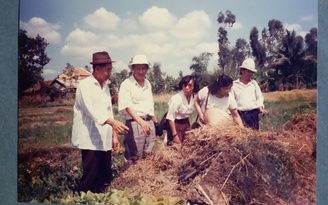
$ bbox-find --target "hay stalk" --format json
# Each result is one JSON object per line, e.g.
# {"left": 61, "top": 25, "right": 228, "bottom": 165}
{"left": 220, "top": 152, "right": 251, "bottom": 191}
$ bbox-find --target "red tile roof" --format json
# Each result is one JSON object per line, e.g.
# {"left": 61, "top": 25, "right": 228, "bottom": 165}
{"left": 74, "top": 68, "right": 91, "bottom": 76}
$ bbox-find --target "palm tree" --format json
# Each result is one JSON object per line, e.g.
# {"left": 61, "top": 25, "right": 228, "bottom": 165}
{"left": 274, "top": 30, "right": 306, "bottom": 89}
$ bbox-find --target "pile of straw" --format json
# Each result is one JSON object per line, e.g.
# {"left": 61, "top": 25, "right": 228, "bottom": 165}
{"left": 112, "top": 113, "right": 316, "bottom": 205}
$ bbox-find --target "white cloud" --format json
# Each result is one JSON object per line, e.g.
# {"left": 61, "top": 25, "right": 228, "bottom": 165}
{"left": 20, "top": 17, "right": 61, "bottom": 44}
{"left": 231, "top": 21, "right": 243, "bottom": 30}
{"left": 61, "top": 29, "right": 106, "bottom": 60}
{"left": 300, "top": 15, "right": 314, "bottom": 22}
{"left": 170, "top": 10, "right": 212, "bottom": 42}
{"left": 284, "top": 23, "right": 303, "bottom": 33}
{"left": 139, "top": 6, "right": 177, "bottom": 31}
{"left": 84, "top": 7, "right": 121, "bottom": 30}
{"left": 42, "top": 68, "right": 58, "bottom": 80}
{"left": 59, "top": 7, "right": 218, "bottom": 78}
{"left": 65, "top": 28, "right": 98, "bottom": 45}
{"left": 121, "top": 18, "right": 138, "bottom": 30}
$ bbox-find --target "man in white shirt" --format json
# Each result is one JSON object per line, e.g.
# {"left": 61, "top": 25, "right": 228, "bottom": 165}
{"left": 231, "top": 58, "right": 269, "bottom": 130}
{"left": 72, "top": 51, "right": 129, "bottom": 193}
{"left": 118, "top": 54, "right": 157, "bottom": 165}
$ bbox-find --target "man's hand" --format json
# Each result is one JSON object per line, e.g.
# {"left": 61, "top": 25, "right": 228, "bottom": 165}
{"left": 106, "top": 119, "right": 129, "bottom": 135}
{"left": 259, "top": 107, "right": 269, "bottom": 115}
{"left": 138, "top": 120, "right": 152, "bottom": 135}
{"left": 112, "top": 133, "right": 120, "bottom": 152}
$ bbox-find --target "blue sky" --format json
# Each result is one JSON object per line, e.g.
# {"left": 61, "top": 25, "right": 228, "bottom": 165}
{"left": 19, "top": 0, "right": 318, "bottom": 80}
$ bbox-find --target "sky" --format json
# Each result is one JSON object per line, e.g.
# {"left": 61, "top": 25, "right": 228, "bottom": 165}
{"left": 19, "top": 0, "right": 318, "bottom": 80}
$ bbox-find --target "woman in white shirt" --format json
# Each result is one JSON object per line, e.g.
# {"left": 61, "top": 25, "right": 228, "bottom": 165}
{"left": 165, "top": 75, "right": 199, "bottom": 145}
{"left": 195, "top": 74, "right": 244, "bottom": 128}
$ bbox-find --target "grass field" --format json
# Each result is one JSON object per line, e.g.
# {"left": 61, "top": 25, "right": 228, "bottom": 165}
{"left": 18, "top": 89, "right": 317, "bottom": 149}
{"left": 17, "top": 89, "right": 317, "bottom": 203}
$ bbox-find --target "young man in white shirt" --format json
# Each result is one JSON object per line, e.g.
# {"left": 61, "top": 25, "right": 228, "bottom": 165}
{"left": 231, "top": 58, "right": 269, "bottom": 130}
{"left": 118, "top": 54, "right": 157, "bottom": 165}
{"left": 72, "top": 51, "right": 129, "bottom": 193}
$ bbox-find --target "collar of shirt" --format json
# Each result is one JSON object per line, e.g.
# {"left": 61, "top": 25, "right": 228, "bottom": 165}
{"left": 234, "top": 78, "right": 255, "bottom": 87}
{"left": 129, "top": 75, "right": 150, "bottom": 89}
{"left": 89, "top": 74, "right": 107, "bottom": 89}
{"left": 179, "top": 91, "right": 194, "bottom": 107}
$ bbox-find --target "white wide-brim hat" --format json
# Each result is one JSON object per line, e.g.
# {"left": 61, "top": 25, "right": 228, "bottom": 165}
{"left": 128, "top": 54, "right": 150, "bottom": 69}
{"left": 239, "top": 58, "right": 257, "bottom": 73}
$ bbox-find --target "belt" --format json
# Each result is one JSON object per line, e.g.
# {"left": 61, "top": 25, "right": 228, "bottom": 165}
{"left": 126, "top": 115, "right": 152, "bottom": 122}
{"left": 175, "top": 118, "right": 189, "bottom": 124}
{"left": 238, "top": 109, "right": 258, "bottom": 115}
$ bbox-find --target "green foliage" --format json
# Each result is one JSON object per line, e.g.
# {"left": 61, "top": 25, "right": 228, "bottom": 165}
{"left": 19, "top": 29, "right": 50, "bottom": 98}
{"left": 18, "top": 158, "right": 186, "bottom": 204}
{"left": 148, "top": 62, "right": 166, "bottom": 94}
{"left": 58, "top": 189, "right": 186, "bottom": 205}
{"left": 18, "top": 159, "right": 81, "bottom": 203}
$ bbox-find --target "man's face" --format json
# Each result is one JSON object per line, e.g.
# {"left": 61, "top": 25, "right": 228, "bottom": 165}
{"left": 132, "top": 64, "right": 148, "bottom": 80}
{"left": 97, "top": 63, "right": 113, "bottom": 82}
{"left": 241, "top": 68, "right": 254, "bottom": 79}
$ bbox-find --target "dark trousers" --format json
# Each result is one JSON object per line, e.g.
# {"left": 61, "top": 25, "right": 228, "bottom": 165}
{"left": 167, "top": 118, "right": 190, "bottom": 142}
{"left": 238, "top": 109, "right": 260, "bottom": 130}
{"left": 78, "top": 150, "right": 112, "bottom": 193}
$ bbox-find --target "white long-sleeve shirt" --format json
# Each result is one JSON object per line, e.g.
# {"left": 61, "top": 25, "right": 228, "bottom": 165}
{"left": 71, "top": 75, "right": 113, "bottom": 151}
{"left": 232, "top": 79, "right": 264, "bottom": 111}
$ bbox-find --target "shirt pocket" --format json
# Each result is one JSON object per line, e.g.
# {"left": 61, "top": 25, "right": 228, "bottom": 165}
{"left": 131, "top": 89, "right": 146, "bottom": 103}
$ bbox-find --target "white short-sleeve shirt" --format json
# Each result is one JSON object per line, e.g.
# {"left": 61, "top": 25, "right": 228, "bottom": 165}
{"left": 166, "top": 91, "right": 194, "bottom": 121}
{"left": 198, "top": 86, "right": 237, "bottom": 114}
{"left": 118, "top": 75, "right": 155, "bottom": 120}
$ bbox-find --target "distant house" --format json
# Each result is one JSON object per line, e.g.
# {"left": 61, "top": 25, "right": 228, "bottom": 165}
{"left": 22, "top": 80, "right": 53, "bottom": 95}
{"left": 51, "top": 68, "right": 91, "bottom": 91}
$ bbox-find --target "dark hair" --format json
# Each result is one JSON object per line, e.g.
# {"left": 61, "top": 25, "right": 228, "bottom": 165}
{"left": 208, "top": 74, "right": 233, "bottom": 95}
{"left": 177, "top": 75, "right": 199, "bottom": 92}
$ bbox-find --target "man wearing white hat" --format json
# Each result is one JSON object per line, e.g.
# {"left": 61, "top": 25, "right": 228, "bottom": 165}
{"left": 231, "top": 58, "right": 268, "bottom": 130}
{"left": 118, "top": 54, "right": 157, "bottom": 165}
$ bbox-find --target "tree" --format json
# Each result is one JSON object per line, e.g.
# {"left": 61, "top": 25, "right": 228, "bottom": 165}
{"left": 19, "top": 29, "right": 50, "bottom": 97}
{"left": 217, "top": 10, "right": 236, "bottom": 73}
{"left": 148, "top": 62, "right": 165, "bottom": 94}
{"left": 262, "top": 19, "right": 285, "bottom": 65}
{"left": 189, "top": 52, "right": 213, "bottom": 89}
{"left": 61, "top": 63, "right": 79, "bottom": 98}
{"left": 229, "top": 38, "right": 250, "bottom": 78}
{"left": 109, "top": 69, "right": 130, "bottom": 94}
{"left": 305, "top": 27, "right": 317, "bottom": 57}
{"left": 249, "top": 27, "right": 266, "bottom": 66}
{"left": 274, "top": 30, "right": 307, "bottom": 89}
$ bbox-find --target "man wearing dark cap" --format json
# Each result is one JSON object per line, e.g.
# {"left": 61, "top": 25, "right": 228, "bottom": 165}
{"left": 72, "top": 51, "right": 129, "bottom": 193}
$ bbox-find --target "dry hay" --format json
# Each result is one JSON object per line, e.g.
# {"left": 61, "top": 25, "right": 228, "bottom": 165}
{"left": 112, "top": 114, "right": 316, "bottom": 205}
